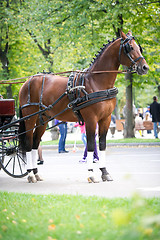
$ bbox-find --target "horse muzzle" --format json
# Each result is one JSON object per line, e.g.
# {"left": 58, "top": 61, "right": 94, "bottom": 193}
{"left": 137, "top": 63, "right": 149, "bottom": 75}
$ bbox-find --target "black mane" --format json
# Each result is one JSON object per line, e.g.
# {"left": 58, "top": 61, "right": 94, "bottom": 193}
{"left": 89, "top": 37, "right": 120, "bottom": 69}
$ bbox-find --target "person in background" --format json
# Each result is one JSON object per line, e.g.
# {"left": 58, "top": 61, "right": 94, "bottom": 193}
{"left": 37, "top": 145, "right": 44, "bottom": 165}
{"left": 109, "top": 114, "right": 116, "bottom": 138}
{"left": 150, "top": 96, "right": 160, "bottom": 139}
{"left": 135, "top": 113, "right": 144, "bottom": 137}
{"left": 138, "top": 108, "right": 143, "bottom": 119}
{"left": 0, "top": 94, "right": 3, "bottom": 99}
{"left": 145, "top": 106, "right": 151, "bottom": 117}
{"left": 74, "top": 122, "right": 86, "bottom": 147}
{"left": 144, "top": 112, "right": 152, "bottom": 134}
{"left": 55, "top": 119, "right": 69, "bottom": 153}
{"left": 79, "top": 124, "right": 99, "bottom": 163}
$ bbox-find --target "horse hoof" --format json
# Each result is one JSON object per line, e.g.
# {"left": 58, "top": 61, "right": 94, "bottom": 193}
{"left": 101, "top": 174, "right": 113, "bottom": 182}
{"left": 27, "top": 175, "right": 37, "bottom": 183}
{"left": 35, "top": 174, "right": 43, "bottom": 181}
{"left": 87, "top": 177, "right": 99, "bottom": 183}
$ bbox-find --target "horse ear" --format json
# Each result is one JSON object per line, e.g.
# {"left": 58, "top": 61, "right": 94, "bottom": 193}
{"left": 120, "top": 31, "right": 126, "bottom": 40}
{"left": 127, "top": 30, "right": 132, "bottom": 36}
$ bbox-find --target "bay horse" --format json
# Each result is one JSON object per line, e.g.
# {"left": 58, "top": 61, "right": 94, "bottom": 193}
{"left": 19, "top": 31, "right": 149, "bottom": 183}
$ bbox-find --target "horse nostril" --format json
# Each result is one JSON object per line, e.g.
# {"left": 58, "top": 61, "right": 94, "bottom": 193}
{"left": 143, "top": 64, "right": 149, "bottom": 71}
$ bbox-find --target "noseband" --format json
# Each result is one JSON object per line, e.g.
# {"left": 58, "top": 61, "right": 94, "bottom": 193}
{"left": 119, "top": 35, "right": 144, "bottom": 72}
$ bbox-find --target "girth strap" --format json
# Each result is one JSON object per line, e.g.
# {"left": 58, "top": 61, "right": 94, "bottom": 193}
{"left": 68, "top": 87, "right": 118, "bottom": 111}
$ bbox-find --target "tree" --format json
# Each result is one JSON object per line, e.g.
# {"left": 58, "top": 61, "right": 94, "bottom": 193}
{"left": 0, "top": 0, "right": 159, "bottom": 135}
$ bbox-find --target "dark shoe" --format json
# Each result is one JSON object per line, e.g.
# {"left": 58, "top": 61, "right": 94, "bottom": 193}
{"left": 37, "top": 159, "right": 44, "bottom": 165}
{"left": 59, "top": 150, "right": 69, "bottom": 153}
{"left": 93, "top": 158, "right": 99, "bottom": 163}
{"left": 64, "top": 150, "right": 69, "bottom": 153}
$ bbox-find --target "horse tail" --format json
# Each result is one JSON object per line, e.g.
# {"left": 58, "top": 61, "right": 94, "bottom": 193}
{"left": 18, "top": 107, "right": 26, "bottom": 153}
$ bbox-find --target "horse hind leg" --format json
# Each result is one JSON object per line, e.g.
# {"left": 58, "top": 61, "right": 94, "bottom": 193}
{"left": 22, "top": 117, "right": 43, "bottom": 183}
{"left": 99, "top": 151, "right": 113, "bottom": 182}
{"left": 99, "top": 121, "right": 113, "bottom": 182}
{"left": 29, "top": 122, "right": 48, "bottom": 182}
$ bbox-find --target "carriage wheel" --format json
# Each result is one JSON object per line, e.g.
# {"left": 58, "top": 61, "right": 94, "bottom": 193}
{"left": 0, "top": 127, "right": 28, "bottom": 178}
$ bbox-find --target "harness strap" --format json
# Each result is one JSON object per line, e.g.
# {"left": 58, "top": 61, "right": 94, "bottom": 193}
{"left": 67, "top": 72, "right": 86, "bottom": 125}
{"left": 21, "top": 75, "right": 47, "bottom": 110}
{"left": 20, "top": 74, "right": 68, "bottom": 126}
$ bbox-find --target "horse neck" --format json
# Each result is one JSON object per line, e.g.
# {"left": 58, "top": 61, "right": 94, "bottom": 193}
{"left": 87, "top": 38, "right": 121, "bottom": 90}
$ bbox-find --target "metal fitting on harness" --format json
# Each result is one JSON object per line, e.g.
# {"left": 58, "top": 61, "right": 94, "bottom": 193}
{"left": 67, "top": 102, "right": 73, "bottom": 109}
{"left": 68, "top": 85, "right": 85, "bottom": 93}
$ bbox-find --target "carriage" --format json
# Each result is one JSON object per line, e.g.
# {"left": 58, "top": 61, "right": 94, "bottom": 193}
{"left": 0, "top": 31, "right": 149, "bottom": 183}
{"left": 0, "top": 99, "right": 27, "bottom": 178}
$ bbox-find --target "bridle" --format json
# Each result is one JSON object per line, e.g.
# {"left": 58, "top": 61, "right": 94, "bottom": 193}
{"left": 119, "top": 35, "right": 144, "bottom": 72}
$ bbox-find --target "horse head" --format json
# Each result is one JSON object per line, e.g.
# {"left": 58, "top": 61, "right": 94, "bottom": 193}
{"left": 119, "top": 31, "right": 149, "bottom": 75}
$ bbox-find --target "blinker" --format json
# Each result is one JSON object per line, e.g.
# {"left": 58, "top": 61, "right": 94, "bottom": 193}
{"left": 124, "top": 42, "right": 133, "bottom": 54}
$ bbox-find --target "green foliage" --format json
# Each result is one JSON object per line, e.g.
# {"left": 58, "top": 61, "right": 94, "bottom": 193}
{"left": 0, "top": 0, "right": 159, "bottom": 106}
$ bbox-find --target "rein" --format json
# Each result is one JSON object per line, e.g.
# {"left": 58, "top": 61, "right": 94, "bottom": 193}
{"left": 0, "top": 69, "right": 135, "bottom": 85}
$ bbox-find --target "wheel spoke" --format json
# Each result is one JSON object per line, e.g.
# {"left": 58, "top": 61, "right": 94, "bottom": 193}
{"left": 17, "top": 154, "right": 23, "bottom": 175}
{"left": 12, "top": 157, "right": 15, "bottom": 175}
{"left": 4, "top": 157, "right": 12, "bottom": 168}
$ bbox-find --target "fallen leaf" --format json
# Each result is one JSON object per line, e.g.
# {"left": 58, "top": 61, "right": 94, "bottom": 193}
{"left": 22, "top": 219, "right": 27, "bottom": 223}
{"left": 80, "top": 223, "right": 84, "bottom": 228}
{"left": 48, "top": 219, "right": 53, "bottom": 223}
{"left": 48, "top": 224, "right": 56, "bottom": 230}
{"left": 48, "top": 236, "right": 57, "bottom": 240}
{"left": 2, "top": 209, "right": 7, "bottom": 212}
{"left": 75, "top": 215, "right": 80, "bottom": 221}
{"left": 100, "top": 212, "right": 106, "bottom": 219}
{"left": 12, "top": 220, "right": 17, "bottom": 224}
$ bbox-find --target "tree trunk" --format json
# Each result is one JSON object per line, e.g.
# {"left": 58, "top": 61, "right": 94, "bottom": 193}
{"left": 123, "top": 72, "right": 135, "bottom": 138}
{"left": 114, "top": 97, "right": 120, "bottom": 120}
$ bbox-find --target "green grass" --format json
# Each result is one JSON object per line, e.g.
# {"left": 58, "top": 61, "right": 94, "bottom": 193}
{"left": 41, "top": 138, "right": 160, "bottom": 146}
{"left": 0, "top": 192, "right": 160, "bottom": 240}
{"left": 106, "top": 138, "right": 160, "bottom": 144}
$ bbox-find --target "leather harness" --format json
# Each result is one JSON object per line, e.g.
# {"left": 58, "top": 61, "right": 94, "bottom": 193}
{"left": 20, "top": 72, "right": 118, "bottom": 125}
{"left": 66, "top": 72, "right": 118, "bottom": 124}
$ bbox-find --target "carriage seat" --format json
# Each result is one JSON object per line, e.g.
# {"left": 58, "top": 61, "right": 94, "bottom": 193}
{"left": 0, "top": 99, "right": 15, "bottom": 127}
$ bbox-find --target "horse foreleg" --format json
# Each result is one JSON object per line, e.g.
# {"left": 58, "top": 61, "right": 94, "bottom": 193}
{"left": 25, "top": 120, "right": 46, "bottom": 183}
{"left": 99, "top": 120, "right": 113, "bottom": 182}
